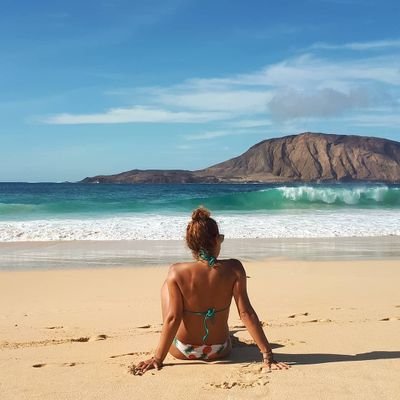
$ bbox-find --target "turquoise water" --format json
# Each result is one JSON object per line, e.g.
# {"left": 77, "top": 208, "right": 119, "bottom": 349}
{"left": 0, "top": 183, "right": 399, "bottom": 219}
{"left": 0, "top": 183, "right": 399, "bottom": 241}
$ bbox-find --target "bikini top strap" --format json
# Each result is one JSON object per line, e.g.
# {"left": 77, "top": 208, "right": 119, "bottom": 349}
{"left": 184, "top": 304, "right": 231, "bottom": 343}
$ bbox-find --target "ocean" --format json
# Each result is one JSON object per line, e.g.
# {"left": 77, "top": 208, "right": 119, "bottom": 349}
{"left": 0, "top": 182, "right": 400, "bottom": 241}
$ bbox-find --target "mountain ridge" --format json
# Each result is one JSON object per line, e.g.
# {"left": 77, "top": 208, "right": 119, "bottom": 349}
{"left": 80, "top": 132, "right": 400, "bottom": 184}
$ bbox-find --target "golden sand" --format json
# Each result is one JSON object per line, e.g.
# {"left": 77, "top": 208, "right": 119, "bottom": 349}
{"left": 1, "top": 258, "right": 400, "bottom": 399}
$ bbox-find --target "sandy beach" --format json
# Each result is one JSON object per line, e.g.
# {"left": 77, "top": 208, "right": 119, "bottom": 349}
{"left": 1, "top": 244, "right": 400, "bottom": 400}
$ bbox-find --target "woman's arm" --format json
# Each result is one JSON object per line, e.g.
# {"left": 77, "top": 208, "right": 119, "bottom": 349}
{"left": 232, "top": 260, "right": 289, "bottom": 370}
{"left": 133, "top": 266, "right": 183, "bottom": 375}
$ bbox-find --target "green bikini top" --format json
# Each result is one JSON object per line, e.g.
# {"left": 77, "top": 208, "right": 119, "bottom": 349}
{"left": 186, "top": 249, "right": 229, "bottom": 343}
{"left": 184, "top": 305, "right": 231, "bottom": 343}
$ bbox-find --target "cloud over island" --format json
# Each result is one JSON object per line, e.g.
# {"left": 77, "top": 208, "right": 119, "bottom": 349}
{"left": 41, "top": 40, "right": 400, "bottom": 137}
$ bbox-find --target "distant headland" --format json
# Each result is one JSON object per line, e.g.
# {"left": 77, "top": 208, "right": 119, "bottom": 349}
{"left": 80, "top": 132, "right": 400, "bottom": 184}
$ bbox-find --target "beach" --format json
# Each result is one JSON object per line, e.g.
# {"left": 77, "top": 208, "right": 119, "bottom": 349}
{"left": 1, "top": 183, "right": 400, "bottom": 399}
{"left": 1, "top": 239, "right": 400, "bottom": 400}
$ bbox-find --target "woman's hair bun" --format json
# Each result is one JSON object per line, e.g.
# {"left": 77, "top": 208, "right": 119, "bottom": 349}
{"left": 191, "top": 206, "right": 211, "bottom": 221}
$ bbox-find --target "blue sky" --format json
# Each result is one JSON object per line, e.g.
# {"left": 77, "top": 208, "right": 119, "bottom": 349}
{"left": 1, "top": 0, "right": 400, "bottom": 182}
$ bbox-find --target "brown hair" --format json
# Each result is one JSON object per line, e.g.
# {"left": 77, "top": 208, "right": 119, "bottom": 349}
{"left": 186, "top": 207, "right": 220, "bottom": 257}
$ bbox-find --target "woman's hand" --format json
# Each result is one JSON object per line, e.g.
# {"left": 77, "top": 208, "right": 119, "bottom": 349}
{"left": 264, "top": 358, "right": 290, "bottom": 371}
{"left": 131, "top": 356, "right": 163, "bottom": 376}
{"left": 262, "top": 351, "right": 290, "bottom": 371}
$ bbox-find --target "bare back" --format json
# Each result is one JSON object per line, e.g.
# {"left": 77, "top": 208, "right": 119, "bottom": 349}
{"left": 172, "top": 258, "right": 241, "bottom": 345}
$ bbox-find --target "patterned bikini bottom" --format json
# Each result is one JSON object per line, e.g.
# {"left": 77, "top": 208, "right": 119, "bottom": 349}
{"left": 173, "top": 336, "right": 230, "bottom": 360}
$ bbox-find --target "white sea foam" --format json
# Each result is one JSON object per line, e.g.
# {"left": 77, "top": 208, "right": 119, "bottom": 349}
{"left": 277, "top": 185, "right": 393, "bottom": 205}
{"left": 0, "top": 210, "right": 399, "bottom": 241}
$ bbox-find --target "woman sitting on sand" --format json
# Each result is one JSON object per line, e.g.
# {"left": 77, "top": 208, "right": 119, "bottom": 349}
{"left": 134, "top": 207, "right": 289, "bottom": 375}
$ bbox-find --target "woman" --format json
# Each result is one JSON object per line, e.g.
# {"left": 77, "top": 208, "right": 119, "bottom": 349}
{"left": 134, "top": 207, "right": 289, "bottom": 375}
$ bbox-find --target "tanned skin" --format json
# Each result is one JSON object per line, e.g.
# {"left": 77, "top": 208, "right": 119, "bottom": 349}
{"left": 134, "top": 236, "right": 289, "bottom": 374}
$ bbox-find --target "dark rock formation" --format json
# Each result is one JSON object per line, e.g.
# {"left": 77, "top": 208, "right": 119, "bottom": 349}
{"left": 80, "top": 169, "right": 219, "bottom": 184}
{"left": 81, "top": 132, "right": 400, "bottom": 183}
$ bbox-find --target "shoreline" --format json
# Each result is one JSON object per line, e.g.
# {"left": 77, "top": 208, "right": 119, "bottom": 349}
{"left": 1, "top": 236, "right": 400, "bottom": 271}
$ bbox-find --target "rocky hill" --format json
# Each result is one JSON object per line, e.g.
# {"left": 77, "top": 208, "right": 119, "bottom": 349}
{"left": 81, "top": 132, "right": 400, "bottom": 183}
{"left": 81, "top": 169, "right": 218, "bottom": 184}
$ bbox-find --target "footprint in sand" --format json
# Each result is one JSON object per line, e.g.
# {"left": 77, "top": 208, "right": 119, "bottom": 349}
{"left": 135, "top": 324, "right": 164, "bottom": 334}
{"left": 303, "top": 318, "right": 332, "bottom": 323}
{"left": 33, "top": 362, "right": 81, "bottom": 368}
{"left": 288, "top": 312, "right": 309, "bottom": 318}
{"left": 70, "top": 334, "right": 107, "bottom": 343}
{"left": 71, "top": 337, "right": 90, "bottom": 343}
{"left": 89, "top": 334, "right": 108, "bottom": 342}
{"left": 32, "top": 363, "right": 46, "bottom": 368}
{"left": 276, "top": 338, "right": 304, "bottom": 346}
{"left": 61, "top": 362, "right": 82, "bottom": 367}
{"left": 207, "top": 363, "right": 269, "bottom": 390}
{"left": 110, "top": 351, "right": 151, "bottom": 359}
{"left": 3, "top": 339, "right": 68, "bottom": 349}
{"left": 4, "top": 335, "right": 108, "bottom": 350}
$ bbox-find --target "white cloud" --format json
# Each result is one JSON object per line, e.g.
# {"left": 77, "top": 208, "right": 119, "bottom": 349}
{"left": 242, "top": 54, "right": 400, "bottom": 88}
{"left": 228, "top": 119, "right": 272, "bottom": 128}
{"left": 43, "top": 106, "right": 229, "bottom": 124}
{"left": 269, "top": 87, "right": 371, "bottom": 120}
{"left": 311, "top": 39, "right": 400, "bottom": 51}
{"left": 185, "top": 130, "right": 234, "bottom": 141}
{"left": 154, "top": 89, "right": 272, "bottom": 113}
{"left": 184, "top": 128, "right": 263, "bottom": 141}
{"left": 145, "top": 52, "right": 399, "bottom": 119}
{"left": 345, "top": 113, "right": 400, "bottom": 128}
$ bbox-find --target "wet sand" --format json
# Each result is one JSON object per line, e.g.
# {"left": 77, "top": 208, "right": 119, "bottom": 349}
{"left": 1, "top": 236, "right": 400, "bottom": 270}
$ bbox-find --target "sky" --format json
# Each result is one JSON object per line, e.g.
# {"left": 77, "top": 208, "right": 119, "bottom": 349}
{"left": 1, "top": 0, "right": 400, "bottom": 182}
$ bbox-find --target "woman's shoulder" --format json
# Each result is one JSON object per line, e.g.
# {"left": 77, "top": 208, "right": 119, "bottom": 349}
{"left": 219, "top": 258, "right": 243, "bottom": 267}
{"left": 167, "top": 261, "right": 197, "bottom": 275}
{"left": 219, "top": 258, "right": 245, "bottom": 274}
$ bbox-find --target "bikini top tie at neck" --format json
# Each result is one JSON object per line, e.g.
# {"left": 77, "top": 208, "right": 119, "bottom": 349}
{"left": 199, "top": 249, "right": 216, "bottom": 267}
